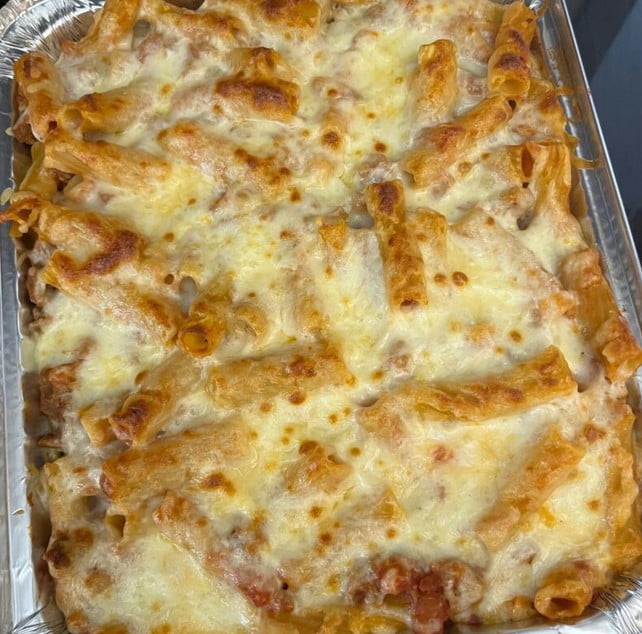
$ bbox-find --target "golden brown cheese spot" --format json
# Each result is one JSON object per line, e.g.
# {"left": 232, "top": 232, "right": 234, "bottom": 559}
{"left": 84, "top": 568, "right": 113, "bottom": 594}
{"left": 319, "top": 531, "right": 333, "bottom": 545}
{"left": 587, "top": 499, "right": 601, "bottom": 512}
{"left": 216, "top": 76, "right": 300, "bottom": 121}
{"left": 96, "top": 624, "right": 129, "bottom": 634}
{"left": 458, "top": 161, "right": 473, "bottom": 175}
{"left": 433, "top": 272, "right": 448, "bottom": 285}
{"left": 66, "top": 611, "right": 88, "bottom": 632}
{"left": 288, "top": 390, "right": 307, "bottom": 404}
{"left": 287, "top": 355, "right": 317, "bottom": 377}
{"left": 309, "top": 505, "right": 323, "bottom": 518}
{"left": 509, "top": 329, "right": 523, "bottom": 343}
{"left": 322, "top": 130, "right": 341, "bottom": 150}
{"left": 375, "top": 181, "right": 401, "bottom": 217}
{"left": 259, "top": 401, "right": 272, "bottom": 413}
{"left": 538, "top": 506, "right": 556, "bottom": 527}
{"left": 53, "top": 220, "right": 142, "bottom": 281}
{"left": 105, "top": 514, "right": 126, "bottom": 539}
{"left": 45, "top": 534, "right": 71, "bottom": 569}
{"left": 582, "top": 424, "right": 606, "bottom": 443}
{"left": 259, "top": 0, "right": 321, "bottom": 32}
{"left": 326, "top": 574, "right": 341, "bottom": 593}
{"left": 232, "top": 148, "right": 292, "bottom": 189}
{"left": 317, "top": 213, "right": 349, "bottom": 251}
{"left": 110, "top": 394, "right": 162, "bottom": 441}
{"left": 285, "top": 441, "right": 351, "bottom": 494}
{"left": 289, "top": 188, "right": 301, "bottom": 202}
{"left": 151, "top": 625, "right": 172, "bottom": 634}
{"left": 299, "top": 440, "right": 318, "bottom": 454}
{"left": 469, "top": 323, "right": 495, "bottom": 345}
{"left": 201, "top": 471, "right": 236, "bottom": 495}
{"left": 72, "top": 527, "right": 95, "bottom": 547}
{"left": 497, "top": 52, "right": 527, "bottom": 74}
{"left": 431, "top": 445, "right": 454, "bottom": 463}
{"left": 452, "top": 271, "right": 469, "bottom": 286}
{"left": 179, "top": 325, "right": 211, "bottom": 356}
{"left": 374, "top": 141, "right": 388, "bottom": 153}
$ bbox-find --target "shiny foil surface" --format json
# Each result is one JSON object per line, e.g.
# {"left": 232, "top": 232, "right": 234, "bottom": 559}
{"left": 1, "top": 0, "right": 641, "bottom": 632}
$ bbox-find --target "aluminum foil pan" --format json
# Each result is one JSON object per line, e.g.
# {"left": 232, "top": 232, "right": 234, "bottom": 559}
{"left": 1, "top": 0, "right": 642, "bottom": 633}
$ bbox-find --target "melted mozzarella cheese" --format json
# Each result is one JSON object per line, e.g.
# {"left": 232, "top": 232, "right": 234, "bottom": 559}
{"left": 26, "top": 0, "right": 637, "bottom": 631}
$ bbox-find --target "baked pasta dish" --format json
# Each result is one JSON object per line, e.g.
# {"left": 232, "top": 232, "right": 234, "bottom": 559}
{"left": 4, "top": 0, "right": 642, "bottom": 631}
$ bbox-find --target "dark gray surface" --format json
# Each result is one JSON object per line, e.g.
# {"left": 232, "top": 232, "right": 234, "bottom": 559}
{"left": 585, "top": 0, "right": 642, "bottom": 253}
{"left": 572, "top": 0, "right": 637, "bottom": 77}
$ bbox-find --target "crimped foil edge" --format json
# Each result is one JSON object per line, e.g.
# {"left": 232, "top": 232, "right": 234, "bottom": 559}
{"left": 0, "top": 0, "right": 640, "bottom": 632}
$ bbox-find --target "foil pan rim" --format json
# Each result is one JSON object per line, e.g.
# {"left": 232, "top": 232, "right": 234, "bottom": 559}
{"left": 0, "top": 0, "right": 641, "bottom": 633}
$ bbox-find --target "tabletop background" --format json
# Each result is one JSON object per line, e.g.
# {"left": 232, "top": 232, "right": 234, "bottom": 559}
{"left": 0, "top": 0, "right": 641, "bottom": 252}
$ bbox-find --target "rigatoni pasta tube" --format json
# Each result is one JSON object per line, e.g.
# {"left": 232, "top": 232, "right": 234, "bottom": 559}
{"left": 412, "top": 39, "right": 458, "bottom": 125}
{"left": 178, "top": 279, "right": 233, "bottom": 357}
{"left": 208, "top": 341, "right": 354, "bottom": 409}
{"left": 62, "top": 0, "right": 142, "bottom": 55}
{"left": 487, "top": 2, "right": 536, "bottom": 98}
{"left": 409, "top": 208, "right": 448, "bottom": 272}
{"left": 364, "top": 180, "right": 428, "bottom": 309}
{"left": 18, "top": 143, "right": 58, "bottom": 200}
{"left": 534, "top": 561, "right": 601, "bottom": 619}
{"left": 101, "top": 418, "right": 254, "bottom": 513}
{"left": 360, "top": 346, "right": 576, "bottom": 425}
{"left": 476, "top": 426, "right": 584, "bottom": 551}
{"left": 44, "top": 129, "right": 171, "bottom": 189}
{"left": 60, "top": 84, "right": 153, "bottom": 135}
{"left": 453, "top": 208, "right": 576, "bottom": 321}
{"left": 143, "top": 0, "right": 245, "bottom": 46}
{"left": 108, "top": 351, "right": 201, "bottom": 444}
{"left": 402, "top": 95, "right": 512, "bottom": 186}
{"left": 13, "top": 52, "right": 64, "bottom": 143}
{"left": 41, "top": 269, "right": 181, "bottom": 346}
{"left": 157, "top": 120, "right": 291, "bottom": 195}
{"left": 560, "top": 248, "right": 642, "bottom": 382}
{"left": 153, "top": 491, "right": 293, "bottom": 614}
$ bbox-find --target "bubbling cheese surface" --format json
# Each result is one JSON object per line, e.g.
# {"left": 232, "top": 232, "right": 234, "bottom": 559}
{"left": 13, "top": 0, "right": 642, "bottom": 632}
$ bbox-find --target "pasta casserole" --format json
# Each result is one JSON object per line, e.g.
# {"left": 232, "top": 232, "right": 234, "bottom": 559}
{"left": 3, "top": 0, "right": 642, "bottom": 632}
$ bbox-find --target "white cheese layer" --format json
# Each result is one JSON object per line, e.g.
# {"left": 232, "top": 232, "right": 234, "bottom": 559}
{"left": 25, "top": 0, "right": 635, "bottom": 632}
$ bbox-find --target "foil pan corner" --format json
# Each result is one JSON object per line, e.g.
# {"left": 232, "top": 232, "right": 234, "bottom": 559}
{"left": 0, "top": 0, "right": 101, "bottom": 80}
